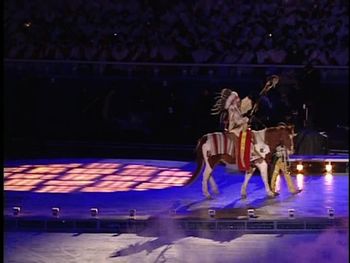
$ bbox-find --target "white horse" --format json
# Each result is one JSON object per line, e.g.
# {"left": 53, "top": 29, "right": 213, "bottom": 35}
{"left": 187, "top": 125, "right": 295, "bottom": 199}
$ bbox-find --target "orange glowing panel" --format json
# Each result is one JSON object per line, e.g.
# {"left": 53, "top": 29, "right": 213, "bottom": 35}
{"left": 5, "top": 185, "right": 36, "bottom": 191}
{"left": 27, "top": 167, "right": 67, "bottom": 174}
{"left": 4, "top": 167, "right": 28, "bottom": 173}
{"left": 150, "top": 176, "right": 188, "bottom": 184}
{"left": 95, "top": 181, "right": 136, "bottom": 188}
{"left": 61, "top": 173, "right": 103, "bottom": 180}
{"left": 135, "top": 183, "right": 174, "bottom": 189}
{"left": 9, "top": 173, "right": 59, "bottom": 180}
{"left": 67, "top": 168, "right": 117, "bottom": 174}
{"left": 80, "top": 187, "right": 131, "bottom": 192}
{"left": 5, "top": 179, "right": 43, "bottom": 186}
{"left": 35, "top": 185, "right": 80, "bottom": 193}
{"left": 84, "top": 163, "right": 122, "bottom": 169}
{"left": 119, "top": 169, "right": 157, "bottom": 176}
{"left": 158, "top": 171, "right": 192, "bottom": 177}
{"left": 43, "top": 180, "right": 93, "bottom": 186}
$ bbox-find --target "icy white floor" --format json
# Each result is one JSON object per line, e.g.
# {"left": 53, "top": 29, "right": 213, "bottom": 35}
{"left": 4, "top": 230, "right": 348, "bottom": 263}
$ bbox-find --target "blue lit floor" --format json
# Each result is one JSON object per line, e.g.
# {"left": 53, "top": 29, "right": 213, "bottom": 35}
{"left": 4, "top": 158, "right": 349, "bottom": 220}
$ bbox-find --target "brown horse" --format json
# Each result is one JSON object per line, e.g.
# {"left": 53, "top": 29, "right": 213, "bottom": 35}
{"left": 188, "top": 125, "right": 295, "bottom": 199}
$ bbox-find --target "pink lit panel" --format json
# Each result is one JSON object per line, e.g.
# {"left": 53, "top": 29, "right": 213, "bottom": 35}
{"left": 158, "top": 171, "right": 192, "bottom": 177}
{"left": 135, "top": 183, "right": 174, "bottom": 190}
{"left": 9, "top": 173, "right": 58, "bottom": 180}
{"left": 5, "top": 179, "right": 43, "bottom": 186}
{"left": 80, "top": 187, "right": 131, "bottom": 192}
{"left": 43, "top": 180, "right": 93, "bottom": 186}
{"left": 5, "top": 185, "right": 36, "bottom": 191}
{"left": 61, "top": 173, "right": 103, "bottom": 180}
{"left": 84, "top": 163, "right": 122, "bottom": 169}
{"left": 29, "top": 163, "right": 83, "bottom": 168}
{"left": 95, "top": 181, "right": 136, "bottom": 188}
{"left": 102, "top": 175, "right": 152, "bottom": 182}
{"left": 118, "top": 169, "right": 157, "bottom": 176}
{"left": 102, "top": 175, "right": 138, "bottom": 181}
{"left": 4, "top": 167, "right": 28, "bottom": 173}
{"left": 35, "top": 185, "right": 80, "bottom": 193}
{"left": 124, "top": 164, "right": 158, "bottom": 170}
{"left": 150, "top": 176, "right": 189, "bottom": 184}
{"left": 27, "top": 167, "right": 67, "bottom": 174}
{"left": 4, "top": 173, "right": 13, "bottom": 178}
{"left": 67, "top": 168, "right": 117, "bottom": 174}
{"left": 45, "top": 163, "right": 83, "bottom": 168}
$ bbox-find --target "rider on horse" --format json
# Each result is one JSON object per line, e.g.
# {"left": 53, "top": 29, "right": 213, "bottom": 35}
{"left": 211, "top": 88, "right": 249, "bottom": 137}
{"left": 211, "top": 75, "right": 300, "bottom": 196}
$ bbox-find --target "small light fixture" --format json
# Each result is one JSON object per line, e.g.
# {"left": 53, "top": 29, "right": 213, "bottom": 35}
{"left": 288, "top": 209, "right": 295, "bottom": 219}
{"left": 129, "top": 209, "right": 136, "bottom": 219}
{"left": 13, "top": 207, "right": 21, "bottom": 216}
{"left": 296, "top": 163, "right": 303, "bottom": 172}
{"left": 327, "top": 208, "right": 335, "bottom": 219}
{"left": 247, "top": 209, "right": 255, "bottom": 219}
{"left": 208, "top": 209, "right": 216, "bottom": 218}
{"left": 325, "top": 162, "right": 332, "bottom": 173}
{"left": 52, "top": 207, "right": 60, "bottom": 217}
{"left": 90, "top": 208, "right": 98, "bottom": 217}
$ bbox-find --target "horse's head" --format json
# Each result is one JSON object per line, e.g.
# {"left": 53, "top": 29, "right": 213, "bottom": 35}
{"left": 279, "top": 124, "right": 295, "bottom": 155}
{"left": 265, "top": 124, "right": 295, "bottom": 155}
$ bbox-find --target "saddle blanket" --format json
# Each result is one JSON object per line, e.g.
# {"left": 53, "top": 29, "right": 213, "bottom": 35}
{"left": 207, "top": 132, "right": 235, "bottom": 158}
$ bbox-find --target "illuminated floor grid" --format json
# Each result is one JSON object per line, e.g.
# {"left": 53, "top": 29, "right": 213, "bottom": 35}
{"left": 4, "top": 159, "right": 192, "bottom": 193}
{"left": 4, "top": 158, "right": 349, "bottom": 220}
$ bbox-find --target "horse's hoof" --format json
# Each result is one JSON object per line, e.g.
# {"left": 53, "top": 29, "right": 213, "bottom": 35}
{"left": 273, "top": 192, "right": 280, "bottom": 196}
{"left": 205, "top": 195, "right": 213, "bottom": 200}
{"left": 267, "top": 193, "right": 276, "bottom": 199}
{"left": 241, "top": 194, "right": 247, "bottom": 199}
{"left": 292, "top": 189, "right": 302, "bottom": 195}
{"left": 213, "top": 190, "right": 220, "bottom": 196}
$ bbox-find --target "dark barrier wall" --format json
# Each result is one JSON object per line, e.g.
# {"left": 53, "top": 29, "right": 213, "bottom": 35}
{"left": 4, "top": 62, "right": 348, "bottom": 158}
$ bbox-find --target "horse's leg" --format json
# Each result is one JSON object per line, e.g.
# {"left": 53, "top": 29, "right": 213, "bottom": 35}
{"left": 241, "top": 167, "right": 255, "bottom": 199}
{"left": 201, "top": 143, "right": 213, "bottom": 199}
{"left": 255, "top": 160, "right": 275, "bottom": 198}
{"left": 208, "top": 173, "right": 219, "bottom": 195}
{"left": 208, "top": 155, "right": 226, "bottom": 196}
{"left": 202, "top": 165, "right": 213, "bottom": 199}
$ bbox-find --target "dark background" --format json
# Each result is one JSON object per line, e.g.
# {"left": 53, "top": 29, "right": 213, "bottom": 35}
{"left": 4, "top": 62, "right": 348, "bottom": 160}
{"left": 4, "top": 0, "right": 349, "bottom": 160}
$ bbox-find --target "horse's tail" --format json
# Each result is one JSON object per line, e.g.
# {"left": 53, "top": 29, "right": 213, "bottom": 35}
{"left": 185, "top": 135, "right": 207, "bottom": 186}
